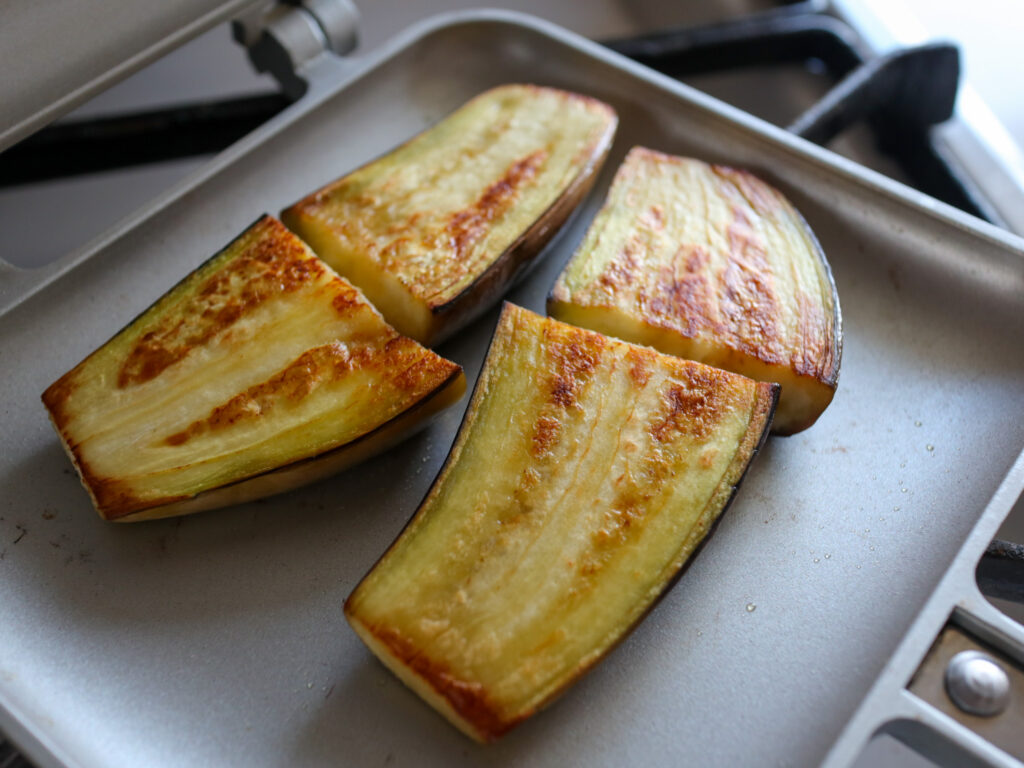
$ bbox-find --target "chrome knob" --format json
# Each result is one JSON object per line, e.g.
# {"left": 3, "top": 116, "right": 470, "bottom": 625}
{"left": 944, "top": 650, "right": 1011, "bottom": 717}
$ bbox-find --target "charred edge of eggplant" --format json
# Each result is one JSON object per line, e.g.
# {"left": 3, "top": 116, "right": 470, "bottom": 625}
{"left": 788, "top": 201, "right": 843, "bottom": 391}
{"left": 345, "top": 303, "right": 518, "bottom": 608}
{"left": 419, "top": 115, "right": 618, "bottom": 347}
{"left": 100, "top": 361, "right": 464, "bottom": 521}
{"left": 766, "top": 197, "right": 842, "bottom": 434}
{"left": 727, "top": 165, "right": 842, "bottom": 391}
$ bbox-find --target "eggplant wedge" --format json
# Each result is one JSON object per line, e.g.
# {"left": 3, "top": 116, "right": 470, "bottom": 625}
{"left": 281, "top": 84, "right": 617, "bottom": 346}
{"left": 548, "top": 147, "right": 841, "bottom": 434}
{"left": 345, "top": 303, "right": 776, "bottom": 742}
{"left": 41, "top": 215, "right": 465, "bottom": 522}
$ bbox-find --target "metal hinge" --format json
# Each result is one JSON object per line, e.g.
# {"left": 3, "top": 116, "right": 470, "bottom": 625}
{"left": 232, "top": 0, "right": 359, "bottom": 98}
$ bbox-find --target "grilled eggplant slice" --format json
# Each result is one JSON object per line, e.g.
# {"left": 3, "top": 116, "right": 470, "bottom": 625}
{"left": 548, "top": 147, "right": 841, "bottom": 434}
{"left": 345, "top": 303, "right": 776, "bottom": 742}
{"left": 41, "top": 215, "right": 465, "bottom": 522}
{"left": 281, "top": 84, "right": 617, "bottom": 346}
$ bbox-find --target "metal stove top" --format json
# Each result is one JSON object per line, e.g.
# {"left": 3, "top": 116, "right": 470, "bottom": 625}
{"left": 1, "top": 2, "right": 1022, "bottom": 767}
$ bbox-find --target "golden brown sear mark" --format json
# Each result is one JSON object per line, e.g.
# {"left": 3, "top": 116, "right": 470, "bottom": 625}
{"left": 719, "top": 206, "right": 782, "bottom": 363}
{"left": 640, "top": 204, "right": 665, "bottom": 232}
{"left": 369, "top": 625, "right": 516, "bottom": 742}
{"left": 646, "top": 251, "right": 717, "bottom": 339}
{"left": 625, "top": 347, "right": 653, "bottom": 388}
{"left": 330, "top": 282, "right": 365, "bottom": 317}
{"left": 543, "top": 322, "right": 605, "bottom": 409}
{"left": 118, "top": 219, "right": 323, "bottom": 388}
{"left": 582, "top": 470, "right": 665, "bottom": 584}
{"left": 530, "top": 415, "right": 562, "bottom": 458}
{"left": 391, "top": 339, "right": 459, "bottom": 393}
{"left": 794, "top": 290, "right": 832, "bottom": 379}
{"left": 446, "top": 150, "right": 548, "bottom": 261}
{"left": 164, "top": 341, "right": 355, "bottom": 446}
{"left": 649, "top": 367, "right": 727, "bottom": 443}
{"left": 163, "top": 336, "right": 445, "bottom": 447}
{"left": 597, "top": 236, "right": 642, "bottom": 295}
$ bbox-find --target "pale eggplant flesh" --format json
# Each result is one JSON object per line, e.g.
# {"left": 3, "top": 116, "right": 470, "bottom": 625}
{"left": 549, "top": 146, "right": 841, "bottom": 434}
{"left": 282, "top": 84, "right": 618, "bottom": 347}
{"left": 345, "top": 303, "right": 777, "bottom": 742}
{"left": 41, "top": 215, "right": 465, "bottom": 522}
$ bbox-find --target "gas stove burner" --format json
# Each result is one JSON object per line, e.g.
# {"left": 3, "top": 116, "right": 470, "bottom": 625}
{"left": 602, "top": 0, "right": 1001, "bottom": 227}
